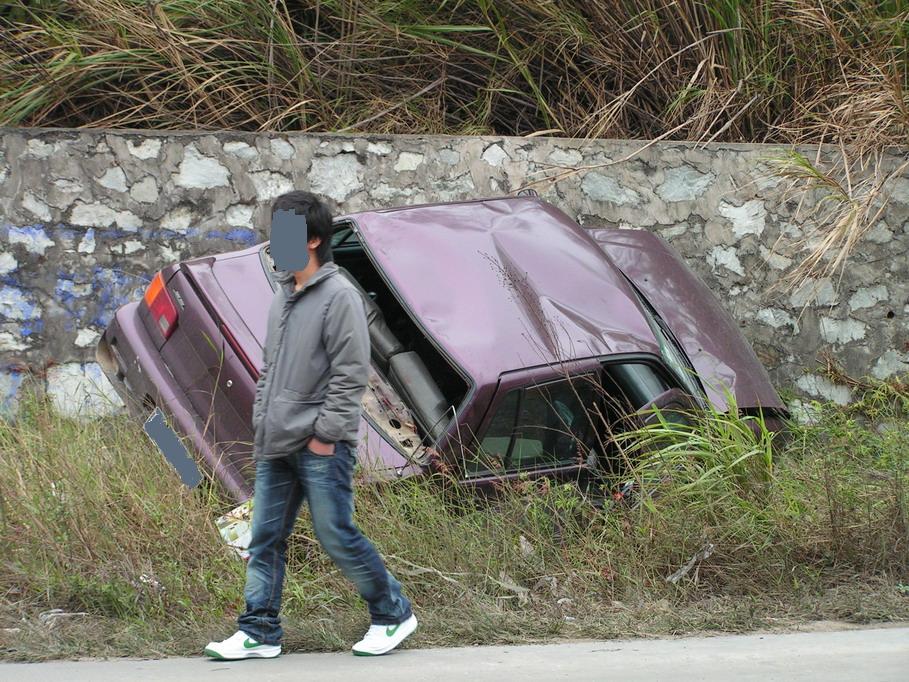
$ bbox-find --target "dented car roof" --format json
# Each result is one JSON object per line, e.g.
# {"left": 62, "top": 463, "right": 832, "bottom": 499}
{"left": 350, "top": 197, "right": 663, "bottom": 388}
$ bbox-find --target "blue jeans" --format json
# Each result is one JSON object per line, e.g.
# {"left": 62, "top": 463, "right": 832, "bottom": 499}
{"left": 237, "top": 441, "right": 412, "bottom": 645}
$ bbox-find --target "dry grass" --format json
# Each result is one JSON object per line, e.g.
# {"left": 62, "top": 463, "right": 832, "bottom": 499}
{"left": 765, "top": 148, "right": 909, "bottom": 301}
{"left": 1, "top": 372, "right": 907, "bottom": 660}
{"left": 1, "top": 1, "right": 906, "bottom": 146}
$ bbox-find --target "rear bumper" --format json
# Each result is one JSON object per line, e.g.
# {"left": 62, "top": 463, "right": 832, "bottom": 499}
{"left": 96, "top": 301, "right": 253, "bottom": 502}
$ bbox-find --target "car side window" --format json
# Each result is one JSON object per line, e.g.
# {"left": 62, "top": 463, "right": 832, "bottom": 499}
{"left": 475, "top": 389, "right": 519, "bottom": 473}
{"left": 474, "top": 376, "right": 597, "bottom": 475}
{"left": 510, "top": 379, "right": 596, "bottom": 470}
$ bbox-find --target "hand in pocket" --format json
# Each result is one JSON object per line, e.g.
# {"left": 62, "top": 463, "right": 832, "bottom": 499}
{"left": 307, "top": 436, "right": 336, "bottom": 456}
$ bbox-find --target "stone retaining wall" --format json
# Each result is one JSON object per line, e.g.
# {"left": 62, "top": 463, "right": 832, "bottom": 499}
{"left": 1, "top": 128, "right": 907, "bottom": 416}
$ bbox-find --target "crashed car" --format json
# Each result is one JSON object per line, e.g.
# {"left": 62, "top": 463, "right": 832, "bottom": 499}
{"left": 97, "top": 196, "right": 786, "bottom": 503}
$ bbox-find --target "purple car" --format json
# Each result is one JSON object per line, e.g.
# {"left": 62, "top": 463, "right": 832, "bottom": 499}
{"left": 96, "top": 196, "right": 786, "bottom": 502}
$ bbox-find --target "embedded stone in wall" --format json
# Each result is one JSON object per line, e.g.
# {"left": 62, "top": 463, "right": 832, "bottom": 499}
{"left": 77, "top": 228, "right": 95, "bottom": 254}
{"left": 270, "top": 138, "right": 295, "bottom": 160}
{"left": 127, "top": 138, "right": 162, "bottom": 160}
{"left": 225, "top": 204, "right": 254, "bottom": 227}
{"left": 96, "top": 167, "right": 128, "bottom": 193}
{"left": 173, "top": 144, "right": 230, "bottom": 189}
{"left": 74, "top": 328, "right": 100, "bottom": 348}
{"left": 130, "top": 176, "right": 159, "bottom": 203}
{"left": 310, "top": 154, "right": 363, "bottom": 202}
{"left": 581, "top": 172, "right": 641, "bottom": 206}
{"left": 367, "top": 141, "right": 393, "bottom": 156}
{"left": 482, "top": 143, "right": 509, "bottom": 167}
{"left": 0, "top": 331, "right": 29, "bottom": 351}
{"left": 249, "top": 170, "right": 294, "bottom": 201}
{"left": 757, "top": 307, "right": 799, "bottom": 332}
{"left": 224, "top": 140, "right": 258, "bottom": 160}
{"left": 70, "top": 201, "right": 141, "bottom": 230}
{"left": 656, "top": 166, "right": 715, "bottom": 202}
{"left": 438, "top": 149, "right": 460, "bottom": 165}
{"left": 872, "top": 350, "right": 908, "bottom": 379}
{"left": 26, "top": 139, "right": 55, "bottom": 158}
{"left": 718, "top": 199, "right": 766, "bottom": 238}
{"left": 394, "top": 152, "right": 424, "bottom": 172}
{"left": 46, "top": 361, "right": 124, "bottom": 419}
{"left": 546, "top": 148, "right": 582, "bottom": 166}
{"left": 866, "top": 221, "right": 893, "bottom": 244}
{"left": 708, "top": 246, "right": 745, "bottom": 276}
{"left": 790, "top": 278, "right": 838, "bottom": 308}
{"left": 849, "top": 285, "right": 889, "bottom": 311}
{"left": 8, "top": 226, "right": 55, "bottom": 255}
{"left": 796, "top": 374, "right": 853, "bottom": 405}
{"left": 0, "top": 251, "right": 17, "bottom": 274}
{"left": 161, "top": 206, "right": 194, "bottom": 233}
{"left": 22, "top": 192, "right": 52, "bottom": 221}
{"left": 48, "top": 178, "right": 85, "bottom": 209}
{"left": 819, "top": 317, "right": 867, "bottom": 345}
{"left": 0, "top": 285, "right": 42, "bottom": 320}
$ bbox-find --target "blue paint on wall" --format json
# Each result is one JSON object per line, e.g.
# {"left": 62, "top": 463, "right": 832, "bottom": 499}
{"left": 55, "top": 275, "right": 82, "bottom": 307}
{"left": 204, "top": 228, "right": 256, "bottom": 244}
{"left": 1, "top": 215, "right": 266, "bottom": 408}
{"left": 7, "top": 224, "right": 51, "bottom": 245}
{"left": 0, "top": 285, "right": 41, "bottom": 321}
{"left": 20, "top": 319, "right": 44, "bottom": 336}
{"left": 88, "top": 265, "right": 149, "bottom": 328}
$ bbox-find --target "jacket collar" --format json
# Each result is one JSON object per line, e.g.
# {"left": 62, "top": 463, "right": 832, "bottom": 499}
{"left": 276, "top": 261, "right": 339, "bottom": 297}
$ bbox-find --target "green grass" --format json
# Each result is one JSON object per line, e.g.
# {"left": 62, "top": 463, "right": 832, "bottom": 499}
{"left": 1, "top": 375, "right": 907, "bottom": 661}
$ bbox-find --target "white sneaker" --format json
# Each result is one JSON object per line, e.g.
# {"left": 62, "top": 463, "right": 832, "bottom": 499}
{"left": 352, "top": 614, "right": 418, "bottom": 656}
{"left": 203, "top": 629, "right": 281, "bottom": 660}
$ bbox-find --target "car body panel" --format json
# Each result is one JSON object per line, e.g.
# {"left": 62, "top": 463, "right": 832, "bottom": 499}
{"left": 588, "top": 228, "right": 786, "bottom": 412}
{"left": 97, "top": 196, "right": 785, "bottom": 503}
{"left": 100, "top": 301, "right": 253, "bottom": 500}
{"left": 352, "top": 198, "right": 663, "bottom": 391}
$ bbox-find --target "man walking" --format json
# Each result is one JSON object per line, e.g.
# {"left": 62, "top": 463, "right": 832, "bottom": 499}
{"left": 204, "top": 191, "right": 416, "bottom": 660}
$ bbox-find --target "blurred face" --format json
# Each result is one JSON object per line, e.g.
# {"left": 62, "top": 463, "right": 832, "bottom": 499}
{"left": 269, "top": 209, "right": 310, "bottom": 271}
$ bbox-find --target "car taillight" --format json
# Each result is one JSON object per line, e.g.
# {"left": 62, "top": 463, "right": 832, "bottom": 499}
{"left": 143, "top": 271, "right": 178, "bottom": 339}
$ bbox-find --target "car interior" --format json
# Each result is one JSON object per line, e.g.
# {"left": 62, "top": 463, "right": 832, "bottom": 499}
{"left": 266, "top": 222, "right": 470, "bottom": 445}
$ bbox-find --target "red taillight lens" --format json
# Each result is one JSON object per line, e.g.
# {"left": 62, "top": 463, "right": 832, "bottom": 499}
{"left": 143, "top": 272, "right": 178, "bottom": 339}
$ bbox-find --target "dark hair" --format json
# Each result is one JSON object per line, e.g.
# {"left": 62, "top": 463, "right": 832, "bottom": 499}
{"left": 270, "top": 190, "right": 334, "bottom": 264}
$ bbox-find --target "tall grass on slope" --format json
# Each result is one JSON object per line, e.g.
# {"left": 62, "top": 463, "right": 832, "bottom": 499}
{"left": 2, "top": 1, "right": 906, "bottom": 147}
{"left": 0, "top": 382, "right": 244, "bottom": 656}
{"left": 613, "top": 387, "right": 909, "bottom": 589}
{"left": 1, "top": 376, "right": 907, "bottom": 660}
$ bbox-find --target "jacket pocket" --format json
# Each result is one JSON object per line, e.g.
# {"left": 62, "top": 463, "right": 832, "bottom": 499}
{"left": 264, "top": 388, "right": 323, "bottom": 455}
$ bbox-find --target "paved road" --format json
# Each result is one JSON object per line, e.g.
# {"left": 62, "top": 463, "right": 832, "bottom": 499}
{"left": 3, "top": 626, "right": 907, "bottom": 681}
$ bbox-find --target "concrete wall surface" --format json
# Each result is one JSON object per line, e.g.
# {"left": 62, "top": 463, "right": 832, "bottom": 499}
{"left": 1, "top": 128, "right": 907, "bottom": 417}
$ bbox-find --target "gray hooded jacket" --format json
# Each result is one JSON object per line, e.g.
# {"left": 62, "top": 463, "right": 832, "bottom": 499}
{"left": 252, "top": 261, "right": 370, "bottom": 460}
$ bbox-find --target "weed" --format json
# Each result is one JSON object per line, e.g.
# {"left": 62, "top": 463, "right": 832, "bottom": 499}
{"left": 1, "top": 375, "right": 907, "bottom": 660}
